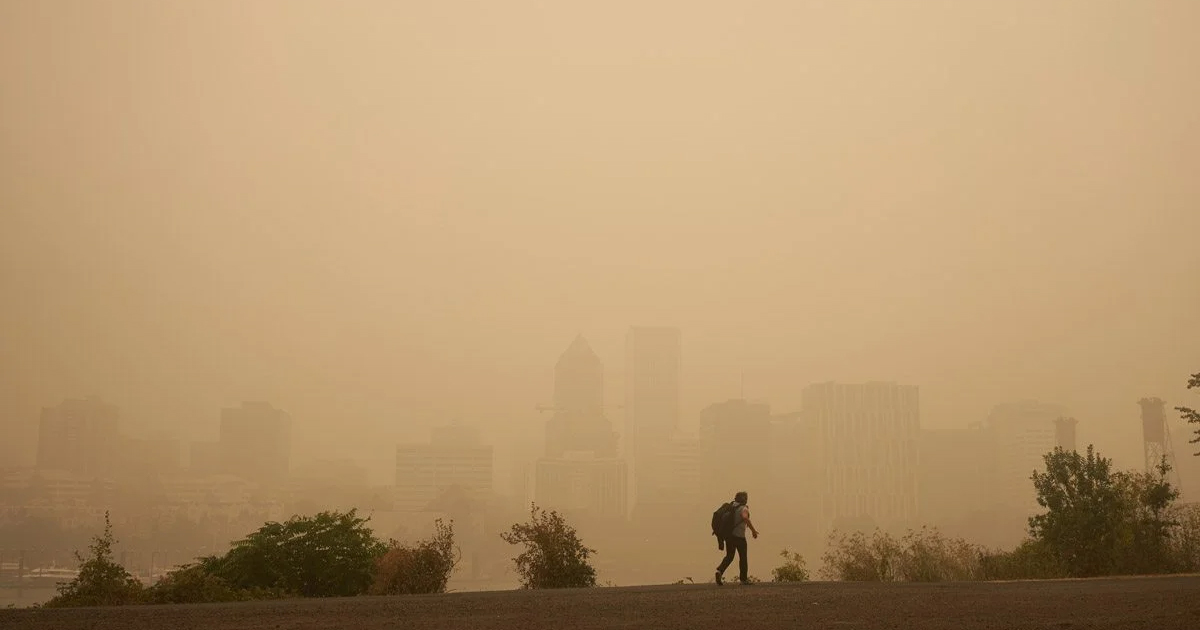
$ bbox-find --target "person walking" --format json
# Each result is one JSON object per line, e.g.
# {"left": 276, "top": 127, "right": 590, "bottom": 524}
{"left": 715, "top": 491, "right": 758, "bottom": 585}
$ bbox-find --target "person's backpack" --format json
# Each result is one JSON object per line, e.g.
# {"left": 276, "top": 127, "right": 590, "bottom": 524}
{"left": 711, "top": 502, "right": 738, "bottom": 541}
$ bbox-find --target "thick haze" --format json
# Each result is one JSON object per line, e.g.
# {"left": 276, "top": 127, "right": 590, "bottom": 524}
{"left": 2, "top": 1, "right": 1198, "bottom": 481}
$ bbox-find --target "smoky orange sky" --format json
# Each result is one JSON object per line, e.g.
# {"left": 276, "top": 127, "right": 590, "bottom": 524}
{"left": 2, "top": 1, "right": 1198, "bottom": 482}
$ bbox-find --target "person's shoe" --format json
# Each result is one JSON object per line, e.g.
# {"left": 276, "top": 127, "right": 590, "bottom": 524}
{"left": 739, "top": 579, "right": 753, "bottom": 586}
{"left": 714, "top": 571, "right": 724, "bottom": 586}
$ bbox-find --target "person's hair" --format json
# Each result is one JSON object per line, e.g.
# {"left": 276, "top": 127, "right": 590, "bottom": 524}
{"left": 734, "top": 491, "right": 748, "bottom": 504}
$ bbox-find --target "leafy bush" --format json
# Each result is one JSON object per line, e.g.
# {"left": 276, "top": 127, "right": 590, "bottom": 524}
{"left": 370, "top": 519, "right": 459, "bottom": 595}
{"left": 140, "top": 563, "right": 291, "bottom": 604}
{"left": 500, "top": 504, "right": 596, "bottom": 589}
{"left": 771, "top": 549, "right": 810, "bottom": 582}
{"left": 43, "top": 512, "right": 144, "bottom": 608}
{"left": 820, "top": 527, "right": 984, "bottom": 582}
{"left": 200, "top": 509, "right": 387, "bottom": 598}
{"left": 1167, "top": 503, "right": 1200, "bottom": 573}
{"left": 978, "top": 539, "right": 1065, "bottom": 581}
{"left": 819, "top": 529, "right": 902, "bottom": 581}
{"left": 897, "top": 527, "right": 983, "bottom": 582}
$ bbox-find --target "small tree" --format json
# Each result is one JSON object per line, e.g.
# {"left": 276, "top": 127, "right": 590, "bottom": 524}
{"left": 43, "top": 512, "right": 144, "bottom": 607}
{"left": 370, "top": 519, "right": 459, "bottom": 595}
{"left": 1029, "top": 446, "right": 1125, "bottom": 577}
{"left": 500, "top": 504, "right": 596, "bottom": 589}
{"left": 1178, "top": 372, "right": 1200, "bottom": 455}
{"left": 1029, "top": 445, "right": 1180, "bottom": 577}
{"left": 771, "top": 549, "right": 809, "bottom": 582}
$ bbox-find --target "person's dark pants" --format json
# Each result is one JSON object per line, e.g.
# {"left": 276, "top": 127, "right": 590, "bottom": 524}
{"left": 717, "top": 535, "right": 748, "bottom": 582}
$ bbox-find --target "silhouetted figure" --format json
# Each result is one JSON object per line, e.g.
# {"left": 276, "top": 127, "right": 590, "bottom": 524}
{"left": 715, "top": 491, "right": 758, "bottom": 585}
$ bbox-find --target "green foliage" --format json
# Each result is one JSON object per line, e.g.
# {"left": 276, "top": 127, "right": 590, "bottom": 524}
{"left": 820, "top": 527, "right": 983, "bottom": 582}
{"left": 140, "top": 564, "right": 287, "bottom": 604}
{"left": 977, "top": 540, "right": 1065, "bottom": 581}
{"left": 200, "top": 509, "right": 387, "bottom": 598}
{"left": 1178, "top": 372, "right": 1200, "bottom": 456}
{"left": 500, "top": 504, "right": 596, "bottom": 589}
{"left": 1167, "top": 503, "right": 1200, "bottom": 573}
{"left": 370, "top": 519, "right": 459, "bottom": 595}
{"left": 770, "top": 549, "right": 810, "bottom": 582}
{"left": 42, "top": 512, "right": 144, "bottom": 608}
{"left": 1029, "top": 445, "right": 1179, "bottom": 577}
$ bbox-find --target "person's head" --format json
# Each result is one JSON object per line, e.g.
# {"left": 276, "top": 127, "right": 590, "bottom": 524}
{"left": 734, "top": 491, "right": 748, "bottom": 504}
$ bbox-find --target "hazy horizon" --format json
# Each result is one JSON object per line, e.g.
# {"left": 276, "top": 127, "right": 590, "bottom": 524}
{"left": 3, "top": 1, "right": 1198, "bottom": 483}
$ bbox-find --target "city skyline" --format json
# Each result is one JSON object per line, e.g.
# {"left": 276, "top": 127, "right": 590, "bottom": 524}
{"left": 1, "top": 0, "right": 1198, "bottom": 606}
{"left": 11, "top": 344, "right": 1197, "bottom": 488}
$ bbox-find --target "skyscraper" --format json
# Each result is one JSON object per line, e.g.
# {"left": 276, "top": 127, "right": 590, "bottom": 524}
{"left": 802, "top": 381, "right": 920, "bottom": 533}
{"left": 535, "top": 335, "right": 626, "bottom": 520}
{"left": 624, "top": 326, "right": 682, "bottom": 509}
{"left": 36, "top": 396, "right": 121, "bottom": 477}
{"left": 219, "top": 401, "right": 292, "bottom": 485}
{"left": 543, "top": 335, "right": 617, "bottom": 458}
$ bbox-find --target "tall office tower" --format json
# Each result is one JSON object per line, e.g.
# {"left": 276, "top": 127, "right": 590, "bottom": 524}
{"left": 985, "top": 400, "right": 1064, "bottom": 512}
{"left": 36, "top": 396, "right": 121, "bottom": 477}
{"left": 802, "top": 382, "right": 920, "bottom": 533}
{"left": 395, "top": 423, "right": 494, "bottom": 512}
{"left": 536, "top": 336, "right": 626, "bottom": 520}
{"left": 543, "top": 335, "right": 618, "bottom": 458}
{"left": 219, "top": 401, "right": 292, "bottom": 485}
{"left": 624, "top": 326, "right": 682, "bottom": 511}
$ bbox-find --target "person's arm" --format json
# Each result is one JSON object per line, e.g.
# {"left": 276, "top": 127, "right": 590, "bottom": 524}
{"left": 742, "top": 507, "right": 759, "bottom": 538}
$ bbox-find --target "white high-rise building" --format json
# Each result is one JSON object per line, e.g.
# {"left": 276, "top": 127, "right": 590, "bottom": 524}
{"left": 802, "top": 382, "right": 920, "bottom": 533}
{"left": 624, "top": 326, "right": 682, "bottom": 510}
{"left": 395, "top": 424, "right": 493, "bottom": 512}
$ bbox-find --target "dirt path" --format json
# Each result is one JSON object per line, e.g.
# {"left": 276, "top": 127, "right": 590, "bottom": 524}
{"left": 4, "top": 575, "right": 1199, "bottom": 630}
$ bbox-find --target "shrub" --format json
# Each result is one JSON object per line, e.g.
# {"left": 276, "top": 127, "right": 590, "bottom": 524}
{"left": 43, "top": 512, "right": 144, "bottom": 608}
{"left": 978, "top": 539, "right": 1065, "bottom": 581}
{"left": 896, "top": 527, "right": 983, "bottom": 582}
{"left": 821, "top": 527, "right": 985, "bottom": 582}
{"left": 819, "top": 529, "right": 902, "bottom": 581}
{"left": 370, "top": 519, "right": 459, "bottom": 595}
{"left": 142, "top": 564, "right": 246, "bottom": 604}
{"left": 500, "top": 504, "right": 596, "bottom": 589}
{"left": 202, "top": 509, "right": 388, "bottom": 598}
{"left": 771, "top": 549, "right": 810, "bottom": 582}
{"left": 1167, "top": 503, "right": 1200, "bottom": 573}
